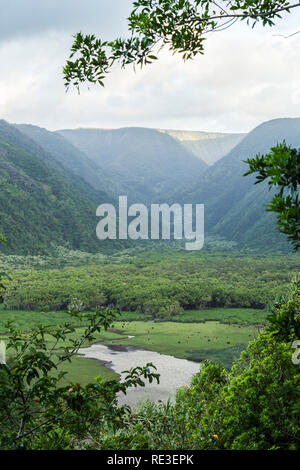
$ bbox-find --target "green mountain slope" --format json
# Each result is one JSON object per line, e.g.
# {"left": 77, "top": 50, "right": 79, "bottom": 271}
{"left": 178, "top": 118, "right": 300, "bottom": 251}
{"left": 0, "top": 120, "right": 118, "bottom": 255}
{"left": 15, "top": 124, "right": 143, "bottom": 202}
{"left": 58, "top": 127, "right": 208, "bottom": 203}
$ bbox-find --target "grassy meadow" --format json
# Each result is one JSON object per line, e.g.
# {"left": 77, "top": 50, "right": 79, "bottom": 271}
{"left": 0, "top": 306, "right": 265, "bottom": 378}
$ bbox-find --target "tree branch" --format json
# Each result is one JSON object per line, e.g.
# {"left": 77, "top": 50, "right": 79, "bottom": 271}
{"left": 179, "top": 2, "right": 300, "bottom": 25}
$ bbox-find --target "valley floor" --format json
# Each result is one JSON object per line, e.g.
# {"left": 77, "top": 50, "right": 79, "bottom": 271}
{"left": 0, "top": 307, "right": 264, "bottom": 385}
{"left": 0, "top": 249, "right": 298, "bottom": 388}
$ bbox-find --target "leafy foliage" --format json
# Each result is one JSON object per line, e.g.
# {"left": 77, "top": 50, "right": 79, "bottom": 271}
{"left": 267, "top": 278, "right": 300, "bottom": 340}
{"left": 63, "top": 0, "right": 298, "bottom": 89}
{"left": 244, "top": 142, "right": 300, "bottom": 250}
{"left": 0, "top": 305, "right": 159, "bottom": 449}
{"left": 90, "top": 280, "right": 300, "bottom": 450}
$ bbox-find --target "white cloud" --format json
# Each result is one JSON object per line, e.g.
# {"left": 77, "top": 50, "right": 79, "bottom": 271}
{"left": 0, "top": 2, "right": 300, "bottom": 133}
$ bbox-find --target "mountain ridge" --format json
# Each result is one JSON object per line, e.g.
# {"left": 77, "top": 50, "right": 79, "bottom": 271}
{"left": 57, "top": 126, "right": 209, "bottom": 203}
{"left": 176, "top": 117, "right": 300, "bottom": 251}
{"left": 159, "top": 129, "right": 246, "bottom": 165}
{"left": 1, "top": 117, "right": 298, "bottom": 254}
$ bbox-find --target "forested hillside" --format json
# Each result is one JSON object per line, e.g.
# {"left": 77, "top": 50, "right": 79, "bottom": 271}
{"left": 177, "top": 118, "right": 300, "bottom": 251}
{"left": 15, "top": 124, "right": 143, "bottom": 202}
{"left": 0, "top": 120, "right": 119, "bottom": 255}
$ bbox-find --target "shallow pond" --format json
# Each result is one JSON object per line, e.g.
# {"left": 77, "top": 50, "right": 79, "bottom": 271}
{"left": 78, "top": 341, "right": 201, "bottom": 408}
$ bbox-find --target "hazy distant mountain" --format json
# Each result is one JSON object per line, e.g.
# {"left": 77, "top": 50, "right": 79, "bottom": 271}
{"left": 15, "top": 124, "right": 144, "bottom": 203}
{"left": 0, "top": 120, "right": 119, "bottom": 255}
{"left": 15, "top": 124, "right": 110, "bottom": 194}
{"left": 159, "top": 129, "right": 246, "bottom": 165}
{"left": 58, "top": 127, "right": 208, "bottom": 203}
{"left": 177, "top": 118, "right": 300, "bottom": 251}
{"left": 1, "top": 118, "right": 298, "bottom": 255}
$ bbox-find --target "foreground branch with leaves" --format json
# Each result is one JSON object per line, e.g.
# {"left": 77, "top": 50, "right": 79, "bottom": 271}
{"left": 244, "top": 142, "right": 300, "bottom": 251}
{"left": 0, "top": 305, "right": 159, "bottom": 450}
{"left": 63, "top": 0, "right": 300, "bottom": 90}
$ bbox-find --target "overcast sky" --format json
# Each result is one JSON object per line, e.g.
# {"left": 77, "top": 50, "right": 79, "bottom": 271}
{"left": 0, "top": 0, "right": 300, "bottom": 133}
